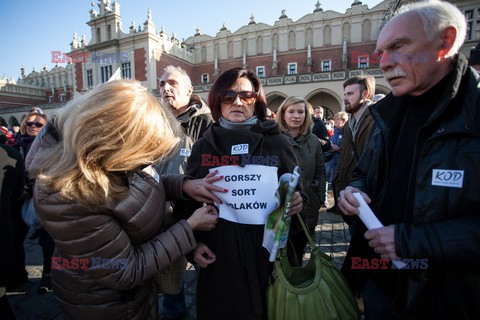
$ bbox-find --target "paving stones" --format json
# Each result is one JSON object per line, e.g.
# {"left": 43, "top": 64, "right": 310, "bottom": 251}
{"left": 9, "top": 193, "right": 350, "bottom": 319}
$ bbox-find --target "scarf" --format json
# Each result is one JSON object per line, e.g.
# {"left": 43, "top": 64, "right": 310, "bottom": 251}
{"left": 219, "top": 116, "right": 258, "bottom": 131}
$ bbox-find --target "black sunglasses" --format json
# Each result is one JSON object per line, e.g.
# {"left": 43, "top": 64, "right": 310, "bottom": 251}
{"left": 222, "top": 90, "right": 257, "bottom": 105}
{"left": 26, "top": 121, "right": 44, "bottom": 128}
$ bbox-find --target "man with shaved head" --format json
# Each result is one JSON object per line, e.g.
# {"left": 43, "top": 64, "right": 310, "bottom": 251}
{"left": 338, "top": 1, "right": 480, "bottom": 319}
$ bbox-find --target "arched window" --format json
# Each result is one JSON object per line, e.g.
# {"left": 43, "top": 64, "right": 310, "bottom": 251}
{"left": 305, "top": 28, "right": 313, "bottom": 47}
{"left": 323, "top": 25, "right": 331, "bottom": 45}
{"left": 107, "top": 25, "right": 112, "bottom": 40}
{"left": 228, "top": 41, "right": 233, "bottom": 58}
{"left": 288, "top": 30, "right": 296, "bottom": 50}
{"left": 96, "top": 27, "right": 101, "bottom": 42}
{"left": 362, "top": 19, "right": 371, "bottom": 41}
{"left": 257, "top": 36, "right": 263, "bottom": 55}
{"left": 201, "top": 46, "right": 207, "bottom": 62}
{"left": 242, "top": 38, "right": 248, "bottom": 55}
{"left": 272, "top": 33, "right": 279, "bottom": 51}
{"left": 342, "top": 22, "right": 351, "bottom": 42}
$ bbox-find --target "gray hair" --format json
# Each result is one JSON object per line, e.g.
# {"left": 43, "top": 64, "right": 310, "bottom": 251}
{"left": 395, "top": 0, "right": 467, "bottom": 58}
{"left": 160, "top": 65, "right": 192, "bottom": 88}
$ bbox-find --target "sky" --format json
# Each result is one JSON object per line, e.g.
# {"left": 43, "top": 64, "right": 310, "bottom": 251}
{"left": 0, "top": 0, "right": 383, "bottom": 80}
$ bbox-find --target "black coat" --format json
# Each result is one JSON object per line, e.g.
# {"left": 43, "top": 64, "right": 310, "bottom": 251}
{"left": 14, "top": 134, "right": 35, "bottom": 159}
{"left": 183, "top": 120, "right": 298, "bottom": 319}
{"left": 0, "top": 144, "right": 25, "bottom": 288}
{"left": 343, "top": 55, "right": 480, "bottom": 319}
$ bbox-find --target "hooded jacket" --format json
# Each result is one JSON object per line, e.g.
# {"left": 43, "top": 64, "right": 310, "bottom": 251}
{"left": 177, "top": 94, "right": 213, "bottom": 142}
{"left": 343, "top": 55, "right": 480, "bottom": 319}
{"left": 181, "top": 119, "right": 299, "bottom": 319}
{"left": 32, "top": 125, "right": 197, "bottom": 320}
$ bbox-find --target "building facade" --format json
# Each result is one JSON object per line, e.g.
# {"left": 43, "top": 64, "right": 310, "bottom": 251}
{"left": 1, "top": 0, "right": 479, "bottom": 127}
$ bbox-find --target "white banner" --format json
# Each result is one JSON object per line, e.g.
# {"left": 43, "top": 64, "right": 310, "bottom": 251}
{"left": 210, "top": 165, "right": 278, "bottom": 225}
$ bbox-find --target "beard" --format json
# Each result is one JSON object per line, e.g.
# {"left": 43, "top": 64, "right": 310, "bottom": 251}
{"left": 161, "top": 97, "right": 176, "bottom": 109}
{"left": 345, "top": 100, "right": 362, "bottom": 113}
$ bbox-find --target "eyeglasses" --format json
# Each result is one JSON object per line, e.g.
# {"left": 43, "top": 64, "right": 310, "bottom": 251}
{"left": 26, "top": 122, "right": 44, "bottom": 128}
{"left": 221, "top": 90, "right": 257, "bottom": 105}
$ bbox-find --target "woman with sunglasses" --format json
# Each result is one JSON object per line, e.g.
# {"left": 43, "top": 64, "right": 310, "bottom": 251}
{"left": 181, "top": 67, "right": 303, "bottom": 319}
{"left": 276, "top": 97, "right": 326, "bottom": 266}
{"left": 15, "top": 111, "right": 47, "bottom": 158}
{"left": 13, "top": 111, "right": 54, "bottom": 293}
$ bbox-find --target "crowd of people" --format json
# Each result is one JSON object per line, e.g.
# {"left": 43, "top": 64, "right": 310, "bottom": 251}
{"left": 1, "top": 0, "right": 479, "bottom": 319}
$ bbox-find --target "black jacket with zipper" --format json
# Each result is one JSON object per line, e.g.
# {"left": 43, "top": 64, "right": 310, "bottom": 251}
{"left": 342, "top": 54, "right": 480, "bottom": 319}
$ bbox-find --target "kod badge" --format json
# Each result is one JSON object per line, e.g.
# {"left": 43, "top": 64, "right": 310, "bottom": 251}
{"left": 431, "top": 169, "right": 464, "bottom": 188}
{"left": 231, "top": 144, "right": 249, "bottom": 155}
{"left": 179, "top": 148, "right": 191, "bottom": 157}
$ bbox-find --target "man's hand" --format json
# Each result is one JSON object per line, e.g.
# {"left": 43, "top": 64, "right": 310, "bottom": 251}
{"left": 183, "top": 170, "right": 227, "bottom": 204}
{"left": 364, "top": 225, "right": 398, "bottom": 259}
{"left": 288, "top": 191, "right": 303, "bottom": 216}
{"left": 338, "top": 186, "right": 371, "bottom": 215}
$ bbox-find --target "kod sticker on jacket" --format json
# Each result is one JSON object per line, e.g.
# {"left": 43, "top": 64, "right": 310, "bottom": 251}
{"left": 209, "top": 165, "right": 278, "bottom": 225}
{"left": 231, "top": 144, "right": 249, "bottom": 155}
{"left": 179, "top": 148, "right": 191, "bottom": 157}
{"left": 431, "top": 169, "right": 464, "bottom": 188}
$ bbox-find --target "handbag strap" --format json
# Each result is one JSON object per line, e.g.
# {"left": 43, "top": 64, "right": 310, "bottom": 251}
{"left": 277, "top": 214, "right": 318, "bottom": 262}
{"left": 295, "top": 214, "right": 316, "bottom": 250}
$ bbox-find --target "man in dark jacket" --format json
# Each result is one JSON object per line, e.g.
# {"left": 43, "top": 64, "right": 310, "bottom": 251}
{"left": 157, "top": 65, "right": 213, "bottom": 320}
{"left": 312, "top": 106, "right": 332, "bottom": 155}
{"left": 333, "top": 76, "right": 375, "bottom": 217}
{"left": 158, "top": 66, "right": 213, "bottom": 143}
{"left": 468, "top": 42, "right": 480, "bottom": 73}
{"left": 0, "top": 144, "right": 25, "bottom": 318}
{"left": 338, "top": 1, "right": 480, "bottom": 319}
{"left": 312, "top": 106, "right": 331, "bottom": 207}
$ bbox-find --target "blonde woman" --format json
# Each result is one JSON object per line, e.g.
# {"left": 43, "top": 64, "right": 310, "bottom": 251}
{"left": 276, "top": 96, "right": 326, "bottom": 265}
{"left": 28, "top": 80, "right": 223, "bottom": 319}
{"left": 15, "top": 111, "right": 47, "bottom": 158}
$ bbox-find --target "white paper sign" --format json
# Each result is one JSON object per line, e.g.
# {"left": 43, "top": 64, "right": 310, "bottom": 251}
{"left": 209, "top": 165, "right": 278, "bottom": 225}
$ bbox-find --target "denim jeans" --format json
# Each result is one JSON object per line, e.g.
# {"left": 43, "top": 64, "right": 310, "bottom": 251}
{"left": 162, "top": 286, "right": 186, "bottom": 319}
{"left": 38, "top": 228, "right": 55, "bottom": 274}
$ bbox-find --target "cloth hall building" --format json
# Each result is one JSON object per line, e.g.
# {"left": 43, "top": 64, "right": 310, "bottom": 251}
{"left": 1, "top": 0, "right": 479, "bottom": 126}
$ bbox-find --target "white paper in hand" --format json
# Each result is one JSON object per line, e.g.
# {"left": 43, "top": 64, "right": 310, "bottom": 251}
{"left": 353, "top": 192, "right": 383, "bottom": 229}
{"left": 353, "top": 192, "right": 407, "bottom": 269}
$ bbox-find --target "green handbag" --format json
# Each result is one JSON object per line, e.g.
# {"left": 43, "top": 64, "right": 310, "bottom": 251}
{"left": 267, "top": 215, "right": 360, "bottom": 320}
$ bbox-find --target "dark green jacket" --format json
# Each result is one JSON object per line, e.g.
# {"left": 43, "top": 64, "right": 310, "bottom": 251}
{"left": 284, "top": 132, "right": 326, "bottom": 229}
